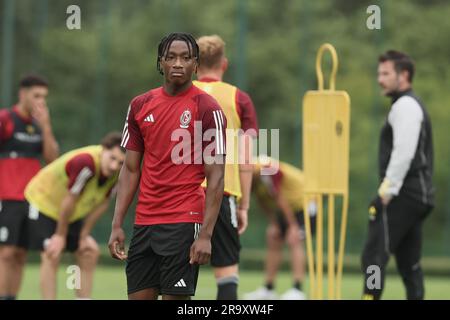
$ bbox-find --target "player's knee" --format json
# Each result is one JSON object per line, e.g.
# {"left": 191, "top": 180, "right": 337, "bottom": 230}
{"left": 397, "top": 262, "right": 422, "bottom": 279}
{"left": 80, "top": 246, "right": 100, "bottom": 261}
{"left": 90, "top": 244, "right": 100, "bottom": 257}
{"left": 15, "top": 250, "right": 27, "bottom": 265}
{"left": 286, "top": 235, "right": 301, "bottom": 249}
{"left": 0, "top": 246, "right": 16, "bottom": 263}
{"left": 266, "top": 225, "right": 282, "bottom": 245}
{"left": 42, "top": 253, "right": 60, "bottom": 268}
{"left": 214, "top": 265, "right": 238, "bottom": 279}
{"left": 266, "top": 224, "right": 280, "bottom": 238}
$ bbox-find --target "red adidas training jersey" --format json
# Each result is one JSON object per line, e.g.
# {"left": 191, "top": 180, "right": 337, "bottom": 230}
{"left": 0, "top": 107, "right": 42, "bottom": 200}
{"left": 121, "top": 84, "right": 227, "bottom": 225}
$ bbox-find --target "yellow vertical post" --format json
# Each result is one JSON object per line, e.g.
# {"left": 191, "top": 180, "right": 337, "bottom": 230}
{"left": 302, "top": 43, "right": 350, "bottom": 300}
{"left": 336, "top": 194, "right": 349, "bottom": 299}
{"left": 316, "top": 195, "right": 323, "bottom": 299}
{"left": 303, "top": 194, "right": 316, "bottom": 299}
{"left": 328, "top": 194, "right": 335, "bottom": 299}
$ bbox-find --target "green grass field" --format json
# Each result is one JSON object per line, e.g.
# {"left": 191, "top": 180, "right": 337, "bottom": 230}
{"left": 17, "top": 263, "right": 450, "bottom": 300}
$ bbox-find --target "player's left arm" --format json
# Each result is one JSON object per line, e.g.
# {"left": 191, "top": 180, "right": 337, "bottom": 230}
{"left": 80, "top": 199, "right": 110, "bottom": 240}
{"left": 236, "top": 89, "right": 259, "bottom": 235}
{"left": 190, "top": 161, "right": 225, "bottom": 265}
{"left": 77, "top": 199, "right": 110, "bottom": 252}
{"left": 190, "top": 96, "right": 226, "bottom": 265}
{"left": 237, "top": 135, "right": 253, "bottom": 234}
{"left": 32, "top": 101, "right": 59, "bottom": 163}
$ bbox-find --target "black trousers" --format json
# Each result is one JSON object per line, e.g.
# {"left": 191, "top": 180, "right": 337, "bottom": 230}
{"left": 361, "top": 195, "right": 432, "bottom": 300}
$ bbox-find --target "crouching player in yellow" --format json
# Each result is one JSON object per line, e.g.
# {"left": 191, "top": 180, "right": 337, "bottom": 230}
{"left": 245, "top": 156, "right": 316, "bottom": 300}
{"left": 24, "top": 132, "right": 125, "bottom": 299}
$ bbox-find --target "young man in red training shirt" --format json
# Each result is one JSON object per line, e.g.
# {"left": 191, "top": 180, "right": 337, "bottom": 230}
{"left": 108, "top": 32, "right": 226, "bottom": 300}
{"left": 0, "top": 75, "right": 59, "bottom": 300}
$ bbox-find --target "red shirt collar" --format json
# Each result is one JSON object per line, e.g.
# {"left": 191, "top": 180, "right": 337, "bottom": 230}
{"left": 161, "top": 83, "right": 195, "bottom": 98}
{"left": 12, "top": 105, "right": 33, "bottom": 123}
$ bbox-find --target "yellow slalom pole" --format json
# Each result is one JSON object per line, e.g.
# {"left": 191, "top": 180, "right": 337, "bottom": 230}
{"left": 303, "top": 43, "right": 350, "bottom": 300}
{"left": 336, "top": 194, "right": 349, "bottom": 299}
{"left": 316, "top": 194, "right": 323, "bottom": 299}
{"left": 303, "top": 193, "right": 316, "bottom": 299}
{"left": 328, "top": 194, "right": 335, "bottom": 299}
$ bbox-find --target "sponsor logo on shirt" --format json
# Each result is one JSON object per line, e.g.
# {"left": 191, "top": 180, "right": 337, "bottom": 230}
{"left": 13, "top": 132, "right": 42, "bottom": 143}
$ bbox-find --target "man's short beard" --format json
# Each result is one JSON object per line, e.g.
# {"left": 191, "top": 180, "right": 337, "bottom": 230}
{"left": 384, "top": 79, "right": 401, "bottom": 97}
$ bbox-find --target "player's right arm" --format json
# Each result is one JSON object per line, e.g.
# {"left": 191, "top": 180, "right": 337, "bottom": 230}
{"left": 236, "top": 90, "right": 259, "bottom": 235}
{"left": 109, "top": 98, "right": 145, "bottom": 260}
{"left": 108, "top": 150, "right": 142, "bottom": 261}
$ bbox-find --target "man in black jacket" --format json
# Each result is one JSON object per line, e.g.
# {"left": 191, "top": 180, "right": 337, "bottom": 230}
{"left": 361, "top": 50, "right": 434, "bottom": 300}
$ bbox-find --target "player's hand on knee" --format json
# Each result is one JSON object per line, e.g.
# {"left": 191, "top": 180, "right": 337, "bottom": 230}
{"left": 45, "top": 234, "right": 66, "bottom": 259}
{"left": 189, "top": 236, "right": 211, "bottom": 265}
{"left": 108, "top": 227, "right": 127, "bottom": 261}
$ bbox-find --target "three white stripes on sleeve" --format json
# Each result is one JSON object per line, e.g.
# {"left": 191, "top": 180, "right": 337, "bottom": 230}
{"left": 70, "top": 167, "right": 94, "bottom": 195}
{"left": 213, "top": 110, "right": 226, "bottom": 155}
{"left": 121, "top": 104, "right": 131, "bottom": 148}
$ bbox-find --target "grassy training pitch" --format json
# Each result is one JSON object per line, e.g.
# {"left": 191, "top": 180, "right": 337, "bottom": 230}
{"left": 18, "top": 263, "right": 450, "bottom": 300}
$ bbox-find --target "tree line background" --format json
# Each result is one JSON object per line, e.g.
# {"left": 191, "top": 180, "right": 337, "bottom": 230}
{"left": 1, "top": 0, "right": 450, "bottom": 259}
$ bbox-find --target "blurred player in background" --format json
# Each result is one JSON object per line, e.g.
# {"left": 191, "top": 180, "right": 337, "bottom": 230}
{"left": 25, "top": 132, "right": 124, "bottom": 299}
{"left": 361, "top": 50, "right": 434, "bottom": 300}
{"left": 244, "top": 156, "right": 316, "bottom": 300}
{"left": 194, "top": 34, "right": 258, "bottom": 300}
{"left": 109, "top": 33, "right": 226, "bottom": 300}
{"left": 0, "top": 75, "right": 59, "bottom": 300}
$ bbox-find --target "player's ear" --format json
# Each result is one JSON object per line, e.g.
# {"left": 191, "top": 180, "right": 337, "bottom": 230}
{"left": 222, "top": 58, "right": 228, "bottom": 72}
{"left": 18, "top": 88, "right": 27, "bottom": 102}
{"left": 400, "top": 70, "right": 409, "bottom": 84}
{"left": 158, "top": 57, "right": 164, "bottom": 75}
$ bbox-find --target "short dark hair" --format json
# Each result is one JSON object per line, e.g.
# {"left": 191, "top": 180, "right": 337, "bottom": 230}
{"left": 378, "top": 50, "right": 415, "bottom": 82}
{"left": 157, "top": 32, "right": 199, "bottom": 75}
{"left": 19, "top": 74, "right": 49, "bottom": 88}
{"left": 101, "top": 131, "right": 124, "bottom": 152}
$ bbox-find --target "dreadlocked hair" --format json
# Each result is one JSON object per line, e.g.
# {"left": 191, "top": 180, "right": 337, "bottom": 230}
{"left": 157, "top": 32, "right": 199, "bottom": 75}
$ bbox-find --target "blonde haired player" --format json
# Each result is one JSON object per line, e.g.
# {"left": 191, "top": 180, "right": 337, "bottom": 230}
{"left": 194, "top": 35, "right": 259, "bottom": 300}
